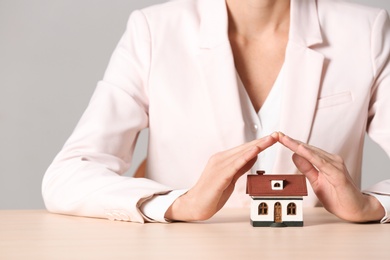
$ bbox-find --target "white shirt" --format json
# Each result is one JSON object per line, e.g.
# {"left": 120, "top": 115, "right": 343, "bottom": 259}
{"left": 236, "top": 66, "right": 284, "bottom": 174}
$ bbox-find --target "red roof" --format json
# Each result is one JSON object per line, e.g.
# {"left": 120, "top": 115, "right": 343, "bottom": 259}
{"left": 246, "top": 174, "right": 308, "bottom": 196}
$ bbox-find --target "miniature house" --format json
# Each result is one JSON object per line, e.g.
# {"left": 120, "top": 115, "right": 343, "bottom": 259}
{"left": 246, "top": 171, "right": 308, "bottom": 227}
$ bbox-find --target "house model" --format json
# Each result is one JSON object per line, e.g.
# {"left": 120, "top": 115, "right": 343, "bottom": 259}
{"left": 246, "top": 171, "right": 308, "bottom": 227}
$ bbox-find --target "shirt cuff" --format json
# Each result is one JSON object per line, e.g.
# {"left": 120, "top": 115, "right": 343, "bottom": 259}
{"left": 139, "top": 189, "right": 188, "bottom": 223}
{"left": 363, "top": 192, "right": 390, "bottom": 223}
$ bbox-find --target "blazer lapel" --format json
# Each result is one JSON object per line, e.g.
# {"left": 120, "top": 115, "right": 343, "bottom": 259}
{"left": 273, "top": 0, "right": 325, "bottom": 173}
{"left": 273, "top": 43, "right": 325, "bottom": 173}
{"left": 196, "top": 0, "right": 246, "bottom": 149}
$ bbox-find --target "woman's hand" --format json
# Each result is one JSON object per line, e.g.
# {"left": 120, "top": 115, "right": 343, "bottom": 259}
{"left": 276, "top": 132, "right": 385, "bottom": 222}
{"left": 164, "top": 135, "right": 277, "bottom": 221}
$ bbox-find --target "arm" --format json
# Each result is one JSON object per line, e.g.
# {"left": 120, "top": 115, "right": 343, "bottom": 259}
{"left": 42, "top": 9, "right": 277, "bottom": 223}
{"left": 363, "top": 9, "right": 390, "bottom": 223}
{"left": 276, "top": 132, "right": 385, "bottom": 223}
{"left": 42, "top": 10, "right": 172, "bottom": 223}
{"left": 275, "top": 9, "right": 390, "bottom": 224}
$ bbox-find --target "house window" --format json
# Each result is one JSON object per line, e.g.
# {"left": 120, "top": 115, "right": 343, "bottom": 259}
{"left": 271, "top": 180, "right": 284, "bottom": 190}
{"left": 258, "top": 203, "right": 268, "bottom": 215}
{"left": 287, "top": 203, "right": 297, "bottom": 215}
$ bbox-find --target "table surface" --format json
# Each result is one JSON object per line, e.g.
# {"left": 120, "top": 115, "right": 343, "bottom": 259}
{"left": 1, "top": 208, "right": 389, "bottom": 260}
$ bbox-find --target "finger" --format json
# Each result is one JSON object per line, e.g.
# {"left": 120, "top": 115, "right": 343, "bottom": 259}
{"left": 219, "top": 135, "right": 277, "bottom": 169}
{"left": 278, "top": 133, "right": 336, "bottom": 173}
{"left": 278, "top": 132, "right": 337, "bottom": 161}
{"left": 232, "top": 156, "right": 258, "bottom": 184}
{"left": 228, "top": 146, "right": 261, "bottom": 181}
{"left": 292, "top": 153, "right": 319, "bottom": 185}
{"left": 209, "top": 146, "right": 260, "bottom": 191}
{"left": 236, "top": 135, "right": 277, "bottom": 158}
{"left": 254, "top": 135, "right": 278, "bottom": 150}
{"left": 223, "top": 135, "right": 277, "bottom": 160}
{"left": 277, "top": 132, "right": 306, "bottom": 153}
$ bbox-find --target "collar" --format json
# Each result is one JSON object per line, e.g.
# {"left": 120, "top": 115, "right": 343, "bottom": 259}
{"left": 198, "top": 0, "right": 323, "bottom": 49}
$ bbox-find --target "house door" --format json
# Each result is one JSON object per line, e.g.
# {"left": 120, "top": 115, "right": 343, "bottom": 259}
{"left": 274, "top": 202, "right": 282, "bottom": 223}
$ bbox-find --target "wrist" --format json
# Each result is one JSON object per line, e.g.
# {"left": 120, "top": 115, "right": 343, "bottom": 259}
{"left": 164, "top": 190, "right": 213, "bottom": 222}
{"left": 361, "top": 194, "right": 385, "bottom": 222}
{"left": 164, "top": 192, "right": 192, "bottom": 222}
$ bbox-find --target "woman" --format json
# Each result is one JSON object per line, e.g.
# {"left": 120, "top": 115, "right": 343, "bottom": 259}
{"left": 42, "top": 0, "right": 389, "bottom": 223}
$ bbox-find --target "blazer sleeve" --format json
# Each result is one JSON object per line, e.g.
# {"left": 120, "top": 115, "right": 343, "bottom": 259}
{"left": 42, "top": 10, "right": 172, "bottom": 223}
{"left": 364, "top": 9, "right": 390, "bottom": 223}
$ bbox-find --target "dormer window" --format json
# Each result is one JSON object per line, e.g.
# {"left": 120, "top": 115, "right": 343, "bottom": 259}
{"left": 271, "top": 180, "right": 284, "bottom": 190}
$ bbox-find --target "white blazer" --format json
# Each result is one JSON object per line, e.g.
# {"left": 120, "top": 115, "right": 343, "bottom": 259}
{"left": 42, "top": 0, "right": 390, "bottom": 223}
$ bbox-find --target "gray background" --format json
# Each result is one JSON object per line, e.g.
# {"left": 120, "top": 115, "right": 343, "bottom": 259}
{"left": 0, "top": 0, "right": 389, "bottom": 209}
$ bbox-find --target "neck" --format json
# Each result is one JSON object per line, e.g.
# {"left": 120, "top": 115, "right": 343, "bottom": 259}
{"left": 226, "top": 0, "right": 290, "bottom": 39}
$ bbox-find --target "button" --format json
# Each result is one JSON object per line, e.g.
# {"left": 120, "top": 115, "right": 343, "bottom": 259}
{"left": 251, "top": 124, "right": 258, "bottom": 133}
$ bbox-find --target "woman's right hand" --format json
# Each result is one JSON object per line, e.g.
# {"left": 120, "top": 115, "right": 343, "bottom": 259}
{"left": 164, "top": 135, "right": 277, "bottom": 221}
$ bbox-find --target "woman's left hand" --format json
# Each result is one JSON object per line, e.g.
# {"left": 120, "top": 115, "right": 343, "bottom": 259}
{"left": 274, "top": 132, "right": 385, "bottom": 222}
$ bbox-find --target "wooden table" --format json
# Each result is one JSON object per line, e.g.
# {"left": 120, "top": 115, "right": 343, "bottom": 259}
{"left": 0, "top": 208, "right": 389, "bottom": 259}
